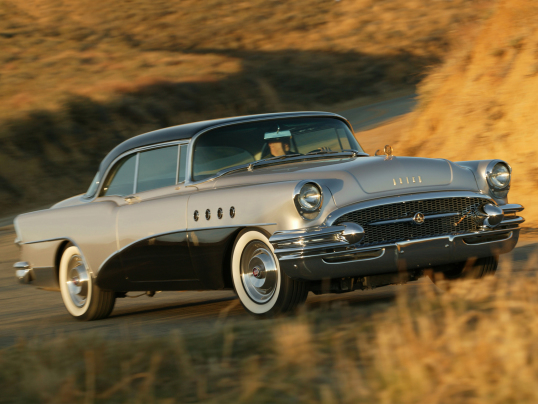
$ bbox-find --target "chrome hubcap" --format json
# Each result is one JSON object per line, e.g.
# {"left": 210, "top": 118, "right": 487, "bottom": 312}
{"left": 240, "top": 241, "right": 278, "bottom": 304}
{"left": 66, "top": 255, "right": 89, "bottom": 308}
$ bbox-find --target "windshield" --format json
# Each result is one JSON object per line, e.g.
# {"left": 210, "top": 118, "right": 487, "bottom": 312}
{"left": 192, "top": 117, "right": 362, "bottom": 181}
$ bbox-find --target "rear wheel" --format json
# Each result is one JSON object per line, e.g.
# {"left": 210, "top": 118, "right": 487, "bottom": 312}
{"left": 59, "top": 245, "right": 116, "bottom": 321}
{"left": 231, "top": 230, "right": 308, "bottom": 317}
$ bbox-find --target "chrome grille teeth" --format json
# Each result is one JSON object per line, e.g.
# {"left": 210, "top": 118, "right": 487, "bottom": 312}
{"left": 334, "top": 197, "right": 486, "bottom": 247}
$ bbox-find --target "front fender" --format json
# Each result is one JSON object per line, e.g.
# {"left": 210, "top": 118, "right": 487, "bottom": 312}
{"left": 455, "top": 159, "right": 510, "bottom": 205}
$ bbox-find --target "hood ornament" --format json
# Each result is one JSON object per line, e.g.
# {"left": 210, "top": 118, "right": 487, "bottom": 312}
{"left": 375, "top": 145, "right": 394, "bottom": 161}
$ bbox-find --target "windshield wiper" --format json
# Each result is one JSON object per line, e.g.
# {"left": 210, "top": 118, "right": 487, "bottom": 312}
{"left": 248, "top": 153, "right": 302, "bottom": 170}
{"left": 306, "top": 148, "right": 364, "bottom": 157}
{"left": 192, "top": 150, "right": 366, "bottom": 186}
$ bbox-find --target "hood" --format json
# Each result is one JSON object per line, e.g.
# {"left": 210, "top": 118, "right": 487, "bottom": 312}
{"left": 211, "top": 156, "right": 479, "bottom": 206}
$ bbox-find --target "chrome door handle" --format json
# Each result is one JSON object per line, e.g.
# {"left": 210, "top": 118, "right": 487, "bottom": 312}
{"left": 124, "top": 196, "right": 141, "bottom": 205}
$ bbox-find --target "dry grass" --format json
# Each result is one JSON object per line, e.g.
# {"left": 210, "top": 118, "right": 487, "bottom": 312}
{"left": 0, "top": 0, "right": 481, "bottom": 119}
{"left": 0, "top": 0, "right": 487, "bottom": 216}
{"left": 395, "top": 0, "right": 538, "bottom": 226}
{"left": 2, "top": 272, "right": 538, "bottom": 403}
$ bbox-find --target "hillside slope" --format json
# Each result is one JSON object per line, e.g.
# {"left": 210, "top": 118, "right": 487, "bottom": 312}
{"left": 0, "top": 0, "right": 484, "bottom": 215}
{"left": 396, "top": 0, "right": 538, "bottom": 225}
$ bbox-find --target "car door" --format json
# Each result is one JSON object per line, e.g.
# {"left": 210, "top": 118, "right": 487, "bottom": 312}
{"left": 112, "top": 144, "right": 199, "bottom": 285}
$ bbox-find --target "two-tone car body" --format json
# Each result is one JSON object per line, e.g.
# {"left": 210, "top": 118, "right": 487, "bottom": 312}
{"left": 13, "top": 112, "right": 524, "bottom": 318}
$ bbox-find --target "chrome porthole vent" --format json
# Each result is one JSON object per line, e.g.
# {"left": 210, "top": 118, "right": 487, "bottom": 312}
{"left": 206, "top": 209, "right": 211, "bottom": 220}
{"left": 230, "top": 206, "right": 236, "bottom": 218}
{"left": 218, "top": 208, "right": 223, "bottom": 219}
{"left": 194, "top": 210, "right": 199, "bottom": 221}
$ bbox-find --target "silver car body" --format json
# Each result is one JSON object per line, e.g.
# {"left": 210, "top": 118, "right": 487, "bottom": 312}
{"left": 13, "top": 112, "right": 524, "bottom": 293}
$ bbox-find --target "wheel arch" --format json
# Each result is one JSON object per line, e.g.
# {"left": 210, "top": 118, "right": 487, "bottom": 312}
{"left": 54, "top": 240, "right": 71, "bottom": 284}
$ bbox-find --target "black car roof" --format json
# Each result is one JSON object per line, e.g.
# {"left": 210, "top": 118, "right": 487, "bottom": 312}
{"left": 98, "top": 111, "right": 351, "bottom": 175}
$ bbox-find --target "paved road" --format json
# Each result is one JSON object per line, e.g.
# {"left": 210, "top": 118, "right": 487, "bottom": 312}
{"left": 1, "top": 224, "right": 536, "bottom": 347}
{"left": 337, "top": 94, "right": 417, "bottom": 131}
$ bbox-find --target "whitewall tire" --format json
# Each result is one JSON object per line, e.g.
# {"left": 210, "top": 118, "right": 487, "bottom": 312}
{"left": 231, "top": 229, "right": 309, "bottom": 317}
{"left": 59, "top": 245, "right": 116, "bottom": 321}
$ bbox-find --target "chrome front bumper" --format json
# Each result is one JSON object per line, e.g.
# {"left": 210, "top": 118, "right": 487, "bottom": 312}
{"left": 14, "top": 262, "right": 34, "bottom": 284}
{"left": 270, "top": 204, "right": 524, "bottom": 281}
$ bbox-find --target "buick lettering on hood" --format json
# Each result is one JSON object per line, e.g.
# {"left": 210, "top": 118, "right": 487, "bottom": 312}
{"left": 13, "top": 112, "right": 524, "bottom": 319}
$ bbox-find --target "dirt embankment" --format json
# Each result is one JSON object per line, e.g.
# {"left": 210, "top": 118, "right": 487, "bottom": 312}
{"left": 0, "top": 0, "right": 483, "bottom": 216}
{"left": 392, "top": 0, "right": 538, "bottom": 225}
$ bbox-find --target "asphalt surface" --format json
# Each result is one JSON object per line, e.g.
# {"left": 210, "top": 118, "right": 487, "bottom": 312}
{"left": 338, "top": 94, "right": 417, "bottom": 130}
{"left": 1, "top": 223, "right": 537, "bottom": 348}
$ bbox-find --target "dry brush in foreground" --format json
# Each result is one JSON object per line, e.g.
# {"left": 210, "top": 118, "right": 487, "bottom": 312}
{"left": 2, "top": 271, "right": 538, "bottom": 403}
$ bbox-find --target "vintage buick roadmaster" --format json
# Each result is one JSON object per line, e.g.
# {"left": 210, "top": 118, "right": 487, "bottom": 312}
{"left": 13, "top": 112, "right": 524, "bottom": 319}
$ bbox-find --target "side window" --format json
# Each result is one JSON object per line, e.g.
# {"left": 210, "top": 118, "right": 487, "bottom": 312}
{"left": 102, "top": 154, "right": 137, "bottom": 197}
{"left": 177, "top": 145, "right": 188, "bottom": 183}
{"left": 136, "top": 146, "right": 178, "bottom": 193}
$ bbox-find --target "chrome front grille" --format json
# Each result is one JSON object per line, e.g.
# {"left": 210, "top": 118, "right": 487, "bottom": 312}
{"left": 333, "top": 197, "right": 487, "bottom": 246}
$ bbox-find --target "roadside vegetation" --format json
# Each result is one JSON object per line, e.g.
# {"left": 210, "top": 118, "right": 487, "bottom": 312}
{"left": 0, "top": 0, "right": 485, "bottom": 216}
{"left": 2, "top": 271, "right": 538, "bottom": 403}
{"left": 395, "top": 0, "right": 538, "bottom": 226}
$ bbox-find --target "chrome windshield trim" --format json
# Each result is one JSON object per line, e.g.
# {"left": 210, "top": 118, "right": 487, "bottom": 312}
{"left": 184, "top": 113, "right": 360, "bottom": 188}
{"left": 369, "top": 212, "right": 460, "bottom": 226}
{"left": 132, "top": 152, "right": 140, "bottom": 194}
{"left": 325, "top": 191, "right": 494, "bottom": 226}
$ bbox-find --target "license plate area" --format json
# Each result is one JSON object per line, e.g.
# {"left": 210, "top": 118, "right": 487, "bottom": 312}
{"left": 397, "top": 237, "right": 450, "bottom": 269}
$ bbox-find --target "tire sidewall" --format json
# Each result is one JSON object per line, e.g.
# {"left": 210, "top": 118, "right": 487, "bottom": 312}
{"left": 231, "top": 230, "right": 282, "bottom": 315}
{"left": 59, "top": 246, "right": 93, "bottom": 318}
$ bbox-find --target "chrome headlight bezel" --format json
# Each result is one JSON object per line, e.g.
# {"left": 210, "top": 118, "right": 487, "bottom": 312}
{"left": 486, "top": 160, "right": 512, "bottom": 191}
{"left": 294, "top": 181, "right": 323, "bottom": 219}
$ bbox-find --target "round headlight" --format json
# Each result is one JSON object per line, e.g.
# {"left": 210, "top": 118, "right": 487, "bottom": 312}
{"left": 487, "top": 162, "right": 511, "bottom": 190}
{"left": 298, "top": 183, "right": 322, "bottom": 212}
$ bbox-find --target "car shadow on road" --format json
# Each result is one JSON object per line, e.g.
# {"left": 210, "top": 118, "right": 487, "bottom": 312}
{"left": 109, "top": 296, "right": 239, "bottom": 319}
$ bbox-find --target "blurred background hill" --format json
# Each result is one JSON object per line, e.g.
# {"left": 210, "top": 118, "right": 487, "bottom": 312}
{"left": 393, "top": 0, "right": 538, "bottom": 226}
{"left": 0, "top": 0, "right": 489, "bottom": 216}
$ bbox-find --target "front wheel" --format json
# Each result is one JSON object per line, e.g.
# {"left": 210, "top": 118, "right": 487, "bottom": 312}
{"left": 231, "top": 230, "right": 308, "bottom": 317}
{"left": 59, "top": 245, "right": 116, "bottom": 321}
